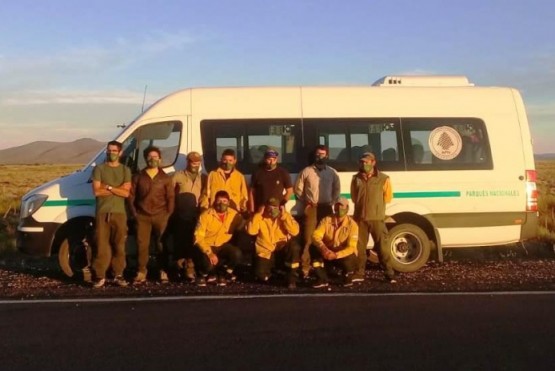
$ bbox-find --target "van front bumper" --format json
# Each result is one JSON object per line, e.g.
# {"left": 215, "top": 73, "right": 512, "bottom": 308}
{"left": 16, "top": 216, "right": 60, "bottom": 257}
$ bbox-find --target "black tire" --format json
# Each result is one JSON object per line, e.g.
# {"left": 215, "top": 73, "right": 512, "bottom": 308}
{"left": 387, "top": 223, "right": 431, "bottom": 273}
{"left": 58, "top": 221, "right": 94, "bottom": 280}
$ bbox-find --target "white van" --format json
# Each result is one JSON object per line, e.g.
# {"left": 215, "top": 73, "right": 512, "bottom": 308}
{"left": 17, "top": 75, "right": 538, "bottom": 277}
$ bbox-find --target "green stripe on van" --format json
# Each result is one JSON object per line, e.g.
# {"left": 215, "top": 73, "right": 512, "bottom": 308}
{"left": 338, "top": 191, "right": 460, "bottom": 199}
{"left": 393, "top": 191, "right": 461, "bottom": 198}
{"left": 44, "top": 199, "right": 95, "bottom": 207}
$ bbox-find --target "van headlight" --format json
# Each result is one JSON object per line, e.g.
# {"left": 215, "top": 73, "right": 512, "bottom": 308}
{"left": 20, "top": 194, "right": 48, "bottom": 218}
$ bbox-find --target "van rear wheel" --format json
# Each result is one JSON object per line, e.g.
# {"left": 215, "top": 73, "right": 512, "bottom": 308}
{"left": 58, "top": 221, "right": 94, "bottom": 280}
{"left": 387, "top": 224, "right": 430, "bottom": 273}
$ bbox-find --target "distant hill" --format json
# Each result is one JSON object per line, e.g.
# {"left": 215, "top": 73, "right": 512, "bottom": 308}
{"left": 0, "top": 138, "right": 104, "bottom": 164}
{"left": 535, "top": 153, "right": 555, "bottom": 160}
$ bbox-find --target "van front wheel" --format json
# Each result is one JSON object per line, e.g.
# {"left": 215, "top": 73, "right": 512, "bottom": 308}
{"left": 387, "top": 224, "right": 430, "bottom": 273}
{"left": 58, "top": 221, "right": 94, "bottom": 280}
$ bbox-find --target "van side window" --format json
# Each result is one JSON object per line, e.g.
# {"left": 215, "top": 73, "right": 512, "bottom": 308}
{"left": 201, "top": 119, "right": 303, "bottom": 174}
{"left": 404, "top": 118, "right": 492, "bottom": 170}
{"left": 120, "top": 121, "right": 182, "bottom": 172}
{"left": 309, "top": 119, "right": 402, "bottom": 171}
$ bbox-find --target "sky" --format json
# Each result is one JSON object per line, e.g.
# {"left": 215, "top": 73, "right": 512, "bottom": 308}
{"left": 0, "top": 0, "right": 553, "bottom": 153}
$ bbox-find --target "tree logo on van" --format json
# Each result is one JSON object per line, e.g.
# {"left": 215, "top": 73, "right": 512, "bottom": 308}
{"left": 428, "top": 126, "right": 462, "bottom": 160}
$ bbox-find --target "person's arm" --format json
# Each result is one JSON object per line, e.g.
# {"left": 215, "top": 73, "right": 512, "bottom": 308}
{"left": 110, "top": 182, "right": 131, "bottom": 198}
{"left": 246, "top": 211, "right": 263, "bottom": 236}
{"left": 335, "top": 221, "right": 359, "bottom": 260}
{"left": 199, "top": 172, "right": 212, "bottom": 209}
{"left": 127, "top": 174, "right": 138, "bottom": 218}
{"left": 281, "top": 170, "right": 294, "bottom": 205}
{"left": 350, "top": 175, "right": 358, "bottom": 203}
{"left": 384, "top": 177, "right": 393, "bottom": 204}
{"left": 280, "top": 210, "right": 299, "bottom": 237}
{"left": 293, "top": 169, "right": 305, "bottom": 201}
{"left": 239, "top": 174, "right": 249, "bottom": 212}
{"left": 311, "top": 218, "right": 327, "bottom": 249}
{"left": 166, "top": 176, "right": 175, "bottom": 215}
{"left": 248, "top": 182, "right": 256, "bottom": 213}
{"left": 92, "top": 166, "right": 111, "bottom": 197}
{"left": 194, "top": 211, "right": 212, "bottom": 255}
{"left": 331, "top": 170, "right": 340, "bottom": 203}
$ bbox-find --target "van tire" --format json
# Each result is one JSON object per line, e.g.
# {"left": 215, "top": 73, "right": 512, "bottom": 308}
{"left": 58, "top": 222, "right": 94, "bottom": 280}
{"left": 387, "top": 224, "right": 431, "bottom": 273}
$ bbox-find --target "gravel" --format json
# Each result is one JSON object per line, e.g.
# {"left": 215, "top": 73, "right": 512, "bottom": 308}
{"left": 1, "top": 242, "right": 555, "bottom": 300}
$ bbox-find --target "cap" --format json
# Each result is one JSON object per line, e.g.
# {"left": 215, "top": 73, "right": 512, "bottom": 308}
{"left": 264, "top": 149, "right": 279, "bottom": 158}
{"left": 334, "top": 197, "right": 349, "bottom": 208}
{"left": 266, "top": 197, "right": 280, "bottom": 207}
{"left": 359, "top": 152, "right": 376, "bottom": 161}
{"left": 187, "top": 151, "right": 202, "bottom": 162}
{"left": 214, "top": 190, "right": 230, "bottom": 200}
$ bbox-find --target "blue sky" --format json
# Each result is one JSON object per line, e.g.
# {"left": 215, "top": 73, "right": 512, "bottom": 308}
{"left": 0, "top": 0, "right": 553, "bottom": 152}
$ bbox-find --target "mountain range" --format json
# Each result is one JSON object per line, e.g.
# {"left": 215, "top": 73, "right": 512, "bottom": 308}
{"left": 0, "top": 138, "right": 553, "bottom": 164}
{"left": 0, "top": 138, "right": 104, "bottom": 164}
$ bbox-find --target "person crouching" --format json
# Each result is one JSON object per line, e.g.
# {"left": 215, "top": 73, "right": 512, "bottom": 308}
{"left": 310, "top": 197, "right": 359, "bottom": 288}
{"left": 247, "top": 197, "right": 301, "bottom": 289}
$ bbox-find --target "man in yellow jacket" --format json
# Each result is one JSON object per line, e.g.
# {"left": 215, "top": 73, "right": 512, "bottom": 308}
{"left": 194, "top": 190, "right": 244, "bottom": 286}
{"left": 246, "top": 197, "right": 301, "bottom": 289}
{"left": 200, "top": 149, "right": 248, "bottom": 213}
{"left": 311, "top": 197, "right": 359, "bottom": 288}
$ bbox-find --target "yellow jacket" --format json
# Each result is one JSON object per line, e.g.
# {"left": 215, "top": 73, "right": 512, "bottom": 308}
{"left": 194, "top": 207, "right": 244, "bottom": 255}
{"left": 200, "top": 168, "right": 248, "bottom": 211}
{"left": 246, "top": 211, "right": 300, "bottom": 259}
{"left": 312, "top": 215, "right": 359, "bottom": 259}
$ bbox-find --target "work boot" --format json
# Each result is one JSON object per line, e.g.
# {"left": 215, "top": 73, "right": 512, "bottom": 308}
{"left": 92, "top": 278, "right": 105, "bottom": 289}
{"left": 113, "top": 275, "right": 128, "bottom": 287}
{"left": 133, "top": 271, "right": 147, "bottom": 285}
{"left": 159, "top": 270, "right": 169, "bottom": 284}
{"left": 185, "top": 259, "right": 196, "bottom": 281}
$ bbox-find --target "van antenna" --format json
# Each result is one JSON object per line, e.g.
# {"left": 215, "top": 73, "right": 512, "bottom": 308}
{"left": 141, "top": 85, "right": 148, "bottom": 113}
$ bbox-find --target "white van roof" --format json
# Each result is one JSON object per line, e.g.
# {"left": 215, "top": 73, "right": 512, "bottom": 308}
{"left": 373, "top": 75, "right": 474, "bottom": 87}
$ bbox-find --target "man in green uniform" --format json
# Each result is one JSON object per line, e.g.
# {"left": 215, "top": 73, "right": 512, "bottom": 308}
{"left": 91, "top": 140, "right": 132, "bottom": 288}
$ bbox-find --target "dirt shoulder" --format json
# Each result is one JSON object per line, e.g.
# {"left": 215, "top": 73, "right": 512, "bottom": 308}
{"left": 1, "top": 243, "right": 555, "bottom": 300}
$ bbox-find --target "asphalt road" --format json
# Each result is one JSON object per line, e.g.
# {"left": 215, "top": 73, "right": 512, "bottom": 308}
{"left": 1, "top": 292, "right": 554, "bottom": 370}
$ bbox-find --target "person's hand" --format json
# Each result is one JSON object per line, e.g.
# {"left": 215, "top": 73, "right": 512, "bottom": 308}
{"left": 208, "top": 253, "right": 219, "bottom": 266}
{"left": 323, "top": 248, "right": 337, "bottom": 261}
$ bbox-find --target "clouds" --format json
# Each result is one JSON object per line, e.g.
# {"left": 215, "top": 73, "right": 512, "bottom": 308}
{"left": 0, "top": 30, "right": 197, "bottom": 90}
{"left": 2, "top": 89, "right": 147, "bottom": 106}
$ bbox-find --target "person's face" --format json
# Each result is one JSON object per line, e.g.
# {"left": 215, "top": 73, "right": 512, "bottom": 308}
{"left": 146, "top": 151, "right": 161, "bottom": 168}
{"left": 334, "top": 204, "right": 348, "bottom": 217}
{"left": 187, "top": 160, "right": 201, "bottom": 173}
{"left": 315, "top": 150, "right": 328, "bottom": 160}
{"left": 220, "top": 155, "right": 236, "bottom": 170}
{"left": 214, "top": 197, "right": 230, "bottom": 212}
{"left": 359, "top": 158, "right": 375, "bottom": 173}
{"left": 106, "top": 145, "right": 121, "bottom": 162}
{"left": 266, "top": 205, "right": 280, "bottom": 218}
{"left": 264, "top": 157, "right": 277, "bottom": 168}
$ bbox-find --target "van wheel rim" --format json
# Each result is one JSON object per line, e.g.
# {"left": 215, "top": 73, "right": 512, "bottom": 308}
{"left": 392, "top": 232, "right": 423, "bottom": 264}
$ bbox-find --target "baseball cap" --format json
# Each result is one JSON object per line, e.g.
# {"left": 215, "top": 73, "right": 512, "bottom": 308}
{"left": 264, "top": 149, "right": 279, "bottom": 158}
{"left": 335, "top": 197, "right": 349, "bottom": 208}
{"left": 359, "top": 152, "right": 376, "bottom": 161}
{"left": 266, "top": 197, "right": 280, "bottom": 207}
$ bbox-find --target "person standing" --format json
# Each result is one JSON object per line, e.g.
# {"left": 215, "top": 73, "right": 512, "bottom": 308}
{"left": 91, "top": 140, "right": 132, "bottom": 288}
{"left": 194, "top": 190, "right": 244, "bottom": 286}
{"left": 128, "top": 146, "right": 175, "bottom": 284}
{"left": 246, "top": 197, "right": 301, "bottom": 289}
{"left": 171, "top": 151, "right": 206, "bottom": 281}
{"left": 310, "top": 197, "right": 359, "bottom": 288}
{"left": 200, "top": 149, "right": 248, "bottom": 213}
{"left": 248, "top": 148, "right": 293, "bottom": 212}
{"left": 294, "top": 145, "right": 340, "bottom": 278}
{"left": 350, "top": 152, "right": 395, "bottom": 283}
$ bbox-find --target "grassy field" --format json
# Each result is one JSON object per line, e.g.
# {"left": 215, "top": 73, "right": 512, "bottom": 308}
{"left": 1, "top": 162, "right": 554, "bottom": 255}
{"left": 0, "top": 164, "right": 83, "bottom": 255}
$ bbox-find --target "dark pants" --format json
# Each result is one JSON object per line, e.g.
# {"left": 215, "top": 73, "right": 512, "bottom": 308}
{"left": 254, "top": 238, "right": 301, "bottom": 284}
{"left": 356, "top": 219, "right": 394, "bottom": 279}
{"left": 136, "top": 212, "right": 170, "bottom": 274}
{"left": 172, "top": 216, "right": 197, "bottom": 261}
{"left": 301, "top": 204, "right": 333, "bottom": 275}
{"left": 310, "top": 244, "right": 357, "bottom": 282}
{"left": 195, "top": 243, "right": 242, "bottom": 276}
{"left": 92, "top": 212, "right": 127, "bottom": 279}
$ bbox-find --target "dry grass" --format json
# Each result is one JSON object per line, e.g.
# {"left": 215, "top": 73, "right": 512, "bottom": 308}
{"left": 0, "top": 164, "right": 82, "bottom": 255}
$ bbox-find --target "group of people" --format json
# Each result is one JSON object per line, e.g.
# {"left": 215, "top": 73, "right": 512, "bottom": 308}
{"left": 90, "top": 141, "right": 395, "bottom": 289}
